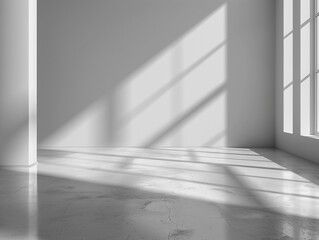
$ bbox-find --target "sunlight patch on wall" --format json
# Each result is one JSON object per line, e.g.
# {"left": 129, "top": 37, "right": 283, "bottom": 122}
{"left": 39, "top": 4, "right": 228, "bottom": 147}
{"left": 118, "top": 4, "right": 228, "bottom": 146}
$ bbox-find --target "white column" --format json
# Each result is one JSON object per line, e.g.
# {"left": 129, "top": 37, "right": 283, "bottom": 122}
{"left": 0, "top": 0, "right": 37, "bottom": 166}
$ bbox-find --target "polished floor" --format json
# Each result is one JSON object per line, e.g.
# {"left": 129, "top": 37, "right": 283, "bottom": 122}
{"left": 1, "top": 148, "right": 319, "bottom": 240}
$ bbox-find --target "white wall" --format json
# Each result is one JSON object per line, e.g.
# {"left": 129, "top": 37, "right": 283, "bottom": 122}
{"left": 0, "top": 0, "right": 37, "bottom": 165}
{"left": 38, "top": 0, "right": 276, "bottom": 148}
{"left": 276, "top": 0, "right": 319, "bottom": 164}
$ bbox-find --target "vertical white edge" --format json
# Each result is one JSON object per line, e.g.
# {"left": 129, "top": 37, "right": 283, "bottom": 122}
{"left": 310, "top": 0, "right": 316, "bottom": 134}
{"left": 29, "top": 0, "right": 37, "bottom": 165}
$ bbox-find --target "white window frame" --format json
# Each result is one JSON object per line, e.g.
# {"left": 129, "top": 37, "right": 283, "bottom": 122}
{"left": 312, "top": 0, "right": 319, "bottom": 135}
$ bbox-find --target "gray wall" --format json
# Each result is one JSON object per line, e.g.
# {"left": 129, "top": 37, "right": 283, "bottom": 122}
{"left": 0, "top": 0, "right": 37, "bottom": 165}
{"left": 276, "top": 0, "right": 319, "bottom": 164}
{"left": 38, "top": 0, "right": 276, "bottom": 148}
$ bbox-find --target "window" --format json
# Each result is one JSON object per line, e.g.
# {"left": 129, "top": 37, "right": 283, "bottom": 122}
{"left": 315, "top": 0, "right": 319, "bottom": 134}
{"left": 300, "top": 0, "right": 319, "bottom": 136}
{"left": 285, "top": 0, "right": 319, "bottom": 136}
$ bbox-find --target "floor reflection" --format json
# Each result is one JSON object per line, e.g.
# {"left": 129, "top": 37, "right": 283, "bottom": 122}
{"left": 1, "top": 148, "right": 319, "bottom": 240}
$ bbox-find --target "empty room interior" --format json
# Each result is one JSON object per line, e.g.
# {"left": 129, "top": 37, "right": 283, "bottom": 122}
{"left": 1, "top": 0, "right": 319, "bottom": 239}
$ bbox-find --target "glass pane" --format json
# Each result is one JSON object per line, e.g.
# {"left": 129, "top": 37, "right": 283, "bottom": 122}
{"left": 300, "top": 23, "right": 310, "bottom": 79}
{"left": 284, "top": 34, "right": 293, "bottom": 87}
{"left": 284, "top": 85, "right": 293, "bottom": 134}
{"left": 317, "top": 17, "right": 319, "bottom": 70}
{"left": 317, "top": 0, "right": 319, "bottom": 13}
{"left": 284, "top": 0, "right": 293, "bottom": 36}
{"left": 317, "top": 74, "right": 319, "bottom": 133}
{"left": 300, "top": 76, "right": 311, "bottom": 135}
{"left": 300, "top": 0, "right": 310, "bottom": 24}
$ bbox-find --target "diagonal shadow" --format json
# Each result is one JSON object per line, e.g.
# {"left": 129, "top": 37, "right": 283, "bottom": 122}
{"left": 151, "top": 148, "right": 262, "bottom": 157}
{"left": 39, "top": 150, "right": 311, "bottom": 184}
{"left": 253, "top": 149, "right": 319, "bottom": 186}
{"left": 144, "top": 84, "right": 226, "bottom": 147}
{"left": 39, "top": 148, "right": 273, "bottom": 163}
{"left": 42, "top": 161, "right": 319, "bottom": 200}
{"left": 37, "top": 0, "right": 227, "bottom": 146}
{"left": 39, "top": 149, "right": 288, "bottom": 171}
{"left": 283, "top": 74, "right": 310, "bottom": 91}
{"left": 120, "top": 41, "right": 226, "bottom": 126}
{"left": 202, "top": 131, "right": 226, "bottom": 146}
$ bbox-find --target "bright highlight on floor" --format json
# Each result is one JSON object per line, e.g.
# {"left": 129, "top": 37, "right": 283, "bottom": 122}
{"left": 2, "top": 148, "right": 319, "bottom": 240}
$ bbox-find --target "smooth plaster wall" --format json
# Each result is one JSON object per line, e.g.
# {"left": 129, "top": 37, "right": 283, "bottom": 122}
{"left": 0, "top": 0, "right": 36, "bottom": 165}
{"left": 38, "top": 0, "right": 275, "bottom": 148}
{"left": 276, "top": 0, "right": 319, "bottom": 164}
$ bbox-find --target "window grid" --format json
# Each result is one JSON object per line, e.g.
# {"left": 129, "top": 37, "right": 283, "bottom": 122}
{"left": 315, "top": 0, "right": 319, "bottom": 135}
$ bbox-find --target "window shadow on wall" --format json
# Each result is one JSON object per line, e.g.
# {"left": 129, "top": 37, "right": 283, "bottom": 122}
{"left": 38, "top": 0, "right": 275, "bottom": 148}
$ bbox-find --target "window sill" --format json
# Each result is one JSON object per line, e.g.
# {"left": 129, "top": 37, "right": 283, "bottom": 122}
{"left": 301, "top": 134, "right": 319, "bottom": 140}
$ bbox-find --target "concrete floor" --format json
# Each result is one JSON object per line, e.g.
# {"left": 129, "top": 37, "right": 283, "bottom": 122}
{"left": 1, "top": 148, "right": 319, "bottom": 240}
